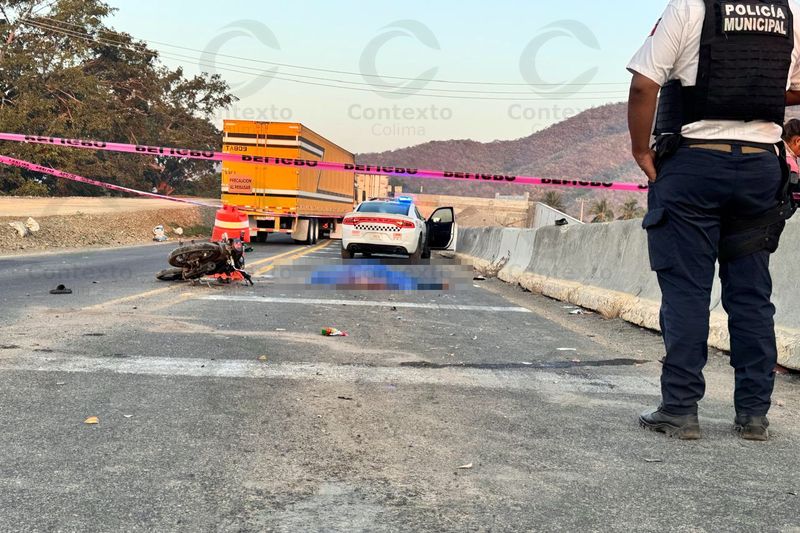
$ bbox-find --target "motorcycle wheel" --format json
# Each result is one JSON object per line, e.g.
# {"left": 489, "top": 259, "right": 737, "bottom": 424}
{"left": 155, "top": 267, "right": 186, "bottom": 281}
{"left": 168, "top": 242, "right": 224, "bottom": 268}
{"left": 183, "top": 261, "right": 220, "bottom": 279}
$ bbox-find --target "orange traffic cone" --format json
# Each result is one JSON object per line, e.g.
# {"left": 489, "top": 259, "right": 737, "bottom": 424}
{"left": 212, "top": 205, "right": 250, "bottom": 243}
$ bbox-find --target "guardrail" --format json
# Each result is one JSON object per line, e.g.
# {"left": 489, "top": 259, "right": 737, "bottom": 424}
{"left": 456, "top": 219, "right": 800, "bottom": 371}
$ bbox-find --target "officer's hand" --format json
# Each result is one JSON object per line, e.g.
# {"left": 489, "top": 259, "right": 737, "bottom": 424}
{"left": 633, "top": 150, "right": 658, "bottom": 182}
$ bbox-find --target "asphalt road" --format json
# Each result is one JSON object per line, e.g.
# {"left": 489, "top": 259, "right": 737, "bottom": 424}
{"left": 0, "top": 236, "right": 799, "bottom": 532}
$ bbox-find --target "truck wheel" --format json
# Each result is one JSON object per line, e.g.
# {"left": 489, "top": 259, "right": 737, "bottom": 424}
{"left": 305, "top": 219, "right": 315, "bottom": 245}
{"left": 256, "top": 233, "right": 268, "bottom": 244}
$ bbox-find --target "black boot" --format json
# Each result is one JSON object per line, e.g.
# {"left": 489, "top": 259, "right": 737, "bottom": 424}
{"left": 734, "top": 414, "right": 770, "bottom": 441}
{"left": 639, "top": 406, "right": 701, "bottom": 440}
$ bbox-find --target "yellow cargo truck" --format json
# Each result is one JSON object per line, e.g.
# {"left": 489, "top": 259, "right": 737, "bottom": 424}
{"left": 221, "top": 120, "right": 358, "bottom": 244}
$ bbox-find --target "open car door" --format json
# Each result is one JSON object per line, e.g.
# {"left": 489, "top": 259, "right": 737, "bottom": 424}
{"left": 427, "top": 207, "right": 457, "bottom": 252}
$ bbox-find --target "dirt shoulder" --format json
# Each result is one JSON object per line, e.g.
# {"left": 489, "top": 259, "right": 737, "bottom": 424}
{"left": 1, "top": 196, "right": 216, "bottom": 255}
{"left": 0, "top": 196, "right": 216, "bottom": 217}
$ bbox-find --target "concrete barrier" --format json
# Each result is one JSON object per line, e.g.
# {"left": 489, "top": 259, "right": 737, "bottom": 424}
{"left": 456, "top": 218, "right": 800, "bottom": 371}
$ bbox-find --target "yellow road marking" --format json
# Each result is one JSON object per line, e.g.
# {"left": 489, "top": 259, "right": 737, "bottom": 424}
{"left": 247, "top": 244, "right": 319, "bottom": 268}
{"left": 149, "top": 291, "right": 196, "bottom": 312}
{"left": 255, "top": 240, "right": 331, "bottom": 276}
{"left": 86, "top": 244, "right": 320, "bottom": 310}
{"left": 84, "top": 286, "right": 179, "bottom": 310}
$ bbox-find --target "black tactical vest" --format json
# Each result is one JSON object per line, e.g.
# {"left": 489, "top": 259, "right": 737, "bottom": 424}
{"left": 655, "top": 0, "right": 794, "bottom": 134}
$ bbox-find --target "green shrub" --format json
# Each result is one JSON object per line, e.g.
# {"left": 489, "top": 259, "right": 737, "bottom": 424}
{"left": 12, "top": 181, "right": 50, "bottom": 197}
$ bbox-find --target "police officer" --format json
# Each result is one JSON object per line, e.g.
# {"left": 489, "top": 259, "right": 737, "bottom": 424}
{"left": 628, "top": 0, "right": 800, "bottom": 441}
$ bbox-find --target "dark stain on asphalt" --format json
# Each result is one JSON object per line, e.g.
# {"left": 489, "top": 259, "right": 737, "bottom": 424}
{"left": 83, "top": 333, "right": 106, "bottom": 337}
{"left": 0, "top": 345, "right": 21, "bottom": 350}
{"left": 399, "top": 358, "right": 650, "bottom": 370}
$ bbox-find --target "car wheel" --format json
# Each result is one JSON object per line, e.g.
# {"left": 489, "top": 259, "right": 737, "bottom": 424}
{"left": 341, "top": 247, "right": 354, "bottom": 259}
{"left": 409, "top": 236, "right": 423, "bottom": 263}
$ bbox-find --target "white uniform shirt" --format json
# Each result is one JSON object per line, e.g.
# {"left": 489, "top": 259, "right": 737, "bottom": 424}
{"left": 628, "top": 0, "right": 800, "bottom": 143}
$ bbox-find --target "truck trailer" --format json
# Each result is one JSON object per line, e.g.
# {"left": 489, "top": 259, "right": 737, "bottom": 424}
{"left": 221, "top": 120, "right": 360, "bottom": 244}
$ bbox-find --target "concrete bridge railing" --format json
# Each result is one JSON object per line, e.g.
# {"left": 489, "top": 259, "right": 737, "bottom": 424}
{"left": 456, "top": 218, "right": 800, "bottom": 371}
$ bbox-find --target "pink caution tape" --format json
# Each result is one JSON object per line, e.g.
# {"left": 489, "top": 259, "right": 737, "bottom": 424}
{"left": 0, "top": 132, "right": 651, "bottom": 193}
{"left": 0, "top": 154, "right": 218, "bottom": 207}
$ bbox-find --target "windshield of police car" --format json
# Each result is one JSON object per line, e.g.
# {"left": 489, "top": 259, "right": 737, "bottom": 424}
{"left": 356, "top": 202, "right": 411, "bottom": 216}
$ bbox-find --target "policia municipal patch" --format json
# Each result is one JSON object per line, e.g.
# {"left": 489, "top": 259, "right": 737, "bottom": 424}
{"left": 721, "top": 2, "right": 790, "bottom": 35}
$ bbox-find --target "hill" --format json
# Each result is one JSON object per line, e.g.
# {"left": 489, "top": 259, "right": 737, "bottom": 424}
{"left": 358, "top": 102, "right": 800, "bottom": 220}
{"left": 356, "top": 102, "right": 641, "bottom": 217}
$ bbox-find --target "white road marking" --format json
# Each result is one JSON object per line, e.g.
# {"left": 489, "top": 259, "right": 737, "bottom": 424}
{"left": 0, "top": 354, "right": 653, "bottom": 395}
{"left": 199, "top": 295, "right": 532, "bottom": 313}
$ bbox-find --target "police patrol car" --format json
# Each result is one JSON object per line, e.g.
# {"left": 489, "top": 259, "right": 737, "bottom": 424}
{"left": 340, "top": 196, "right": 457, "bottom": 259}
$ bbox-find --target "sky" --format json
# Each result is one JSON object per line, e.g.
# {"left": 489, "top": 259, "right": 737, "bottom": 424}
{"left": 105, "top": 1, "right": 668, "bottom": 153}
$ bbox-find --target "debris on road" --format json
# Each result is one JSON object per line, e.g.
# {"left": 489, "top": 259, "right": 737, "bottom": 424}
{"left": 153, "top": 225, "right": 168, "bottom": 242}
{"left": 557, "top": 348, "right": 577, "bottom": 352}
{"left": 569, "top": 309, "right": 587, "bottom": 315}
{"left": 473, "top": 275, "right": 486, "bottom": 281}
{"left": 644, "top": 459, "right": 663, "bottom": 464}
{"left": 123, "top": 415, "right": 133, "bottom": 419}
{"left": 322, "top": 327, "right": 349, "bottom": 337}
{"left": 84, "top": 416, "right": 99, "bottom": 425}
{"left": 258, "top": 355, "right": 268, "bottom": 362}
{"left": 49, "top": 284, "right": 73, "bottom": 295}
{"left": 457, "top": 463, "right": 474, "bottom": 470}
{"left": 337, "top": 396, "right": 354, "bottom": 401}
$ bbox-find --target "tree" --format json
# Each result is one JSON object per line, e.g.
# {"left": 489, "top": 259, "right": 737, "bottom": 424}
{"left": 589, "top": 198, "right": 615, "bottom": 223}
{"left": 0, "top": 0, "right": 236, "bottom": 195}
{"left": 618, "top": 197, "right": 645, "bottom": 220}
{"left": 541, "top": 190, "right": 566, "bottom": 212}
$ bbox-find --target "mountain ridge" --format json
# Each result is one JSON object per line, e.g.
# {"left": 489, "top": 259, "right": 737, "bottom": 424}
{"left": 356, "top": 102, "right": 640, "bottom": 208}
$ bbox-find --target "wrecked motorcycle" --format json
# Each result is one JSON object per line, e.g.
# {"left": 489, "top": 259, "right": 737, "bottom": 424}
{"left": 156, "top": 237, "right": 253, "bottom": 285}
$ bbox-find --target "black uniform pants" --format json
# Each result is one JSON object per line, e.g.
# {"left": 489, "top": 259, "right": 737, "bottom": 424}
{"left": 644, "top": 146, "right": 782, "bottom": 416}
